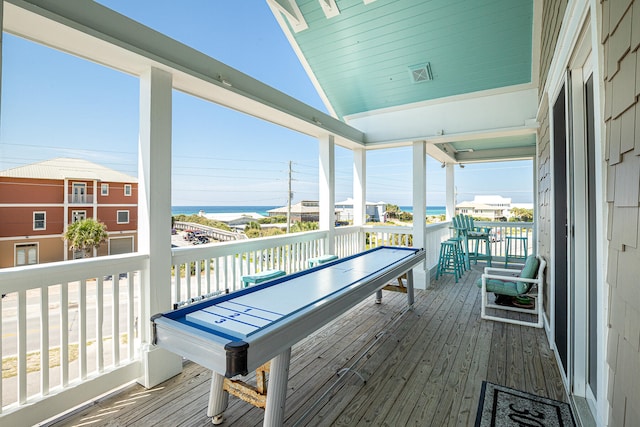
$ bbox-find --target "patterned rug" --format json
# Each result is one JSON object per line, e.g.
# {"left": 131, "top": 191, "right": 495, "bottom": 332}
{"left": 475, "top": 381, "right": 576, "bottom": 427}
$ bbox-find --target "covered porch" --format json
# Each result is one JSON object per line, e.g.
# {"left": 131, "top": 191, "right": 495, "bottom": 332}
{"left": 48, "top": 263, "right": 563, "bottom": 427}
{"left": 0, "top": 1, "right": 552, "bottom": 426}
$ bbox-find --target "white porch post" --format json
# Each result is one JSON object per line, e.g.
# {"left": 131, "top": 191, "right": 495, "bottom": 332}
{"left": 532, "top": 159, "right": 538, "bottom": 255}
{"left": 353, "top": 148, "right": 366, "bottom": 226}
{"left": 412, "top": 141, "right": 428, "bottom": 289}
{"left": 319, "top": 134, "right": 336, "bottom": 254}
{"left": 445, "top": 164, "right": 456, "bottom": 220}
{"left": 137, "top": 67, "right": 182, "bottom": 388}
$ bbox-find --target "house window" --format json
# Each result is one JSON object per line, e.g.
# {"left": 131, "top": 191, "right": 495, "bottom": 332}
{"left": 101, "top": 183, "right": 109, "bottom": 196}
{"left": 117, "top": 210, "right": 129, "bottom": 224}
{"left": 72, "top": 182, "right": 87, "bottom": 203}
{"left": 124, "top": 184, "right": 132, "bottom": 196}
{"left": 72, "top": 211, "right": 86, "bottom": 223}
{"left": 33, "top": 212, "right": 46, "bottom": 230}
{"left": 16, "top": 243, "right": 38, "bottom": 266}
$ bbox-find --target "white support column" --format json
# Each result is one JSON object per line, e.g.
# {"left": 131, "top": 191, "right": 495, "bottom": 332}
{"left": 412, "top": 141, "right": 428, "bottom": 289}
{"left": 445, "top": 164, "right": 456, "bottom": 220}
{"left": 532, "top": 159, "right": 538, "bottom": 255}
{"left": 137, "top": 67, "right": 182, "bottom": 388}
{"left": 353, "top": 148, "right": 366, "bottom": 226}
{"left": 319, "top": 134, "right": 336, "bottom": 254}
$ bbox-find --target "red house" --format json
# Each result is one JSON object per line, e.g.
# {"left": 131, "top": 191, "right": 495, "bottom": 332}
{"left": 0, "top": 158, "right": 137, "bottom": 268}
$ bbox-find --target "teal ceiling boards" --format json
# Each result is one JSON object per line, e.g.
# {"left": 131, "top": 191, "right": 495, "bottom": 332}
{"left": 444, "top": 133, "right": 537, "bottom": 162}
{"left": 280, "top": 0, "right": 534, "bottom": 119}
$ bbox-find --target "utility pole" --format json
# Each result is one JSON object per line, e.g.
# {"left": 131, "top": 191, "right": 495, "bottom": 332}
{"left": 287, "top": 160, "right": 292, "bottom": 233}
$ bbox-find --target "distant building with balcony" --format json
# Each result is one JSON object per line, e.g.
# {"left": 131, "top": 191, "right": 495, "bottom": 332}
{"left": 267, "top": 200, "right": 320, "bottom": 222}
{"left": 0, "top": 158, "right": 138, "bottom": 268}
{"left": 267, "top": 199, "right": 387, "bottom": 223}
{"left": 335, "top": 198, "right": 387, "bottom": 223}
{"left": 455, "top": 195, "right": 513, "bottom": 220}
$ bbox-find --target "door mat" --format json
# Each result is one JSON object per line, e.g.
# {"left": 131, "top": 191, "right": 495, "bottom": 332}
{"left": 475, "top": 381, "right": 576, "bottom": 427}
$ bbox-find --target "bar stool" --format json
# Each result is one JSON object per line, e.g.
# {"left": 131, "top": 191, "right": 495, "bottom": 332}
{"left": 436, "top": 240, "right": 464, "bottom": 283}
{"left": 467, "top": 231, "right": 492, "bottom": 266}
{"left": 448, "top": 236, "right": 468, "bottom": 272}
{"left": 505, "top": 236, "right": 528, "bottom": 267}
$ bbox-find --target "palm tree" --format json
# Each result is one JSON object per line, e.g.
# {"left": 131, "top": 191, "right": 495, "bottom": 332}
{"left": 63, "top": 218, "right": 108, "bottom": 257}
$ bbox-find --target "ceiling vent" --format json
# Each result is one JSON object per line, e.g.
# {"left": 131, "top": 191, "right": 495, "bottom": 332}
{"left": 408, "top": 62, "right": 433, "bottom": 83}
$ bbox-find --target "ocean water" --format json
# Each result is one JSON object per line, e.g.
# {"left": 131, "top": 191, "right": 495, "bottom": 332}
{"left": 172, "top": 205, "right": 446, "bottom": 217}
{"left": 172, "top": 206, "right": 279, "bottom": 217}
{"left": 401, "top": 206, "right": 446, "bottom": 216}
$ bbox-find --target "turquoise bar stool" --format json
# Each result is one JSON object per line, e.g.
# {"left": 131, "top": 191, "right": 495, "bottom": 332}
{"left": 436, "top": 240, "right": 464, "bottom": 283}
{"left": 505, "top": 236, "right": 528, "bottom": 267}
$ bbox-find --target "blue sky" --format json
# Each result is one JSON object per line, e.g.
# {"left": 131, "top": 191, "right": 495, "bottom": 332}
{"left": 0, "top": 1, "right": 532, "bottom": 207}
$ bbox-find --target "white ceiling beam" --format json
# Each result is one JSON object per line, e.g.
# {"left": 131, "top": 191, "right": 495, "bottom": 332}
{"left": 268, "top": 0, "right": 308, "bottom": 32}
{"left": 4, "top": 0, "right": 365, "bottom": 149}
{"left": 346, "top": 85, "right": 538, "bottom": 146}
{"left": 319, "top": 0, "right": 340, "bottom": 19}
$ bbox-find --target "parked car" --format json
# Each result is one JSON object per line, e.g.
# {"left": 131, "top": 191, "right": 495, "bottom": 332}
{"left": 192, "top": 235, "right": 209, "bottom": 244}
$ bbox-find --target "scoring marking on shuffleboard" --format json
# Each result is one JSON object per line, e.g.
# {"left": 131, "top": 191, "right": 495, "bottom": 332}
{"left": 185, "top": 301, "right": 285, "bottom": 338}
{"left": 217, "top": 301, "right": 284, "bottom": 321}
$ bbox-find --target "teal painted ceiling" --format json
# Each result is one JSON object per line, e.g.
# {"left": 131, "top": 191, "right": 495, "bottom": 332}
{"left": 442, "top": 133, "right": 537, "bottom": 162}
{"left": 284, "top": 0, "right": 534, "bottom": 119}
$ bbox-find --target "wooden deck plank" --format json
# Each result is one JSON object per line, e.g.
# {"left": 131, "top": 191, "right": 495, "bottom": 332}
{"left": 221, "top": 292, "right": 409, "bottom": 427}
{"left": 48, "top": 267, "right": 568, "bottom": 427}
{"left": 450, "top": 304, "right": 494, "bottom": 426}
{"left": 505, "top": 311, "right": 525, "bottom": 390}
{"left": 521, "top": 316, "right": 550, "bottom": 398}
{"left": 534, "top": 318, "right": 568, "bottom": 402}
{"left": 283, "top": 290, "right": 417, "bottom": 426}
{"left": 429, "top": 277, "right": 487, "bottom": 426}
{"left": 352, "top": 275, "right": 475, "bottom": 426}
{"left": 401, "top": 277, "right": 480, "bottom": 425}
{"left": 343, "top": 274, "right": 467, "bottom": 426}
{"left": 307, "top": 283, "right": 456, "bottom": 426}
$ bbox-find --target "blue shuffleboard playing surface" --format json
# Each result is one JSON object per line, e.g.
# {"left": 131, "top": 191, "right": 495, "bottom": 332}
{"left": 184, "top": 247, "right": 414, "bottom": 339}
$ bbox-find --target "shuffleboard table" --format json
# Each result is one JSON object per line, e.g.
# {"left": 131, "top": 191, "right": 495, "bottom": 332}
{"left": 152, "top": 246, "right": 425, "bottom": 426}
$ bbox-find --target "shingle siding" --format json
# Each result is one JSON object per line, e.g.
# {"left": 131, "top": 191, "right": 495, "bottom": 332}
{"left": 602, "top": 0, "right": 640, "bottom": 425}
{"left": 536, "top": 99, "right": 552, "bottom": 317}
{"left": 539, "top": 0, "right": 568, "bottom": 101}
{"left": 537, "top": 0, "right": 566, "bottom": 313}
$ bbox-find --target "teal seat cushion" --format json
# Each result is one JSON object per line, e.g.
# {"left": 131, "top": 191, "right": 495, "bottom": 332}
{"left": 476, "top": 256, "right": 540, "bottom": 296}
{"left": 520, "top": 256, "right": 539, "bottom": 279}
{"left": 242, "top": 269, "right": 286, "bottom": 285}
{"left": 475, "top": 278, "right": 527, "bottom": 296}
{"left": 308, "top": 254, "right": 338, "bottom": 267}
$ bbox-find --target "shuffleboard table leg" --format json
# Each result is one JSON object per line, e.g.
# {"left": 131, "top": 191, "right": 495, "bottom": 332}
{"left": 375, "top": 289, "right": 382, "bottom": 304}
{"left": 407, "top": 270, "right": 415, "bottom": 307}
{"left": 263, "top": 347, "right": 291, "bottom": 427}
{"left": 207, "top": 371, "right": 229, "bottom": 425}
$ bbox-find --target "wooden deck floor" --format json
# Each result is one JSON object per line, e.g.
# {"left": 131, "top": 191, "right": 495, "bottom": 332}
{"left": 50, "top": 265, "right": 566, "bottom": 427}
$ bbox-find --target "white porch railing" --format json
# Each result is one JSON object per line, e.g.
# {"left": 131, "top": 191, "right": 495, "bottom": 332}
{"left": 169, "top": 223, "right": 452, "bottom": 304}
{"left": 170, "top": 230, "right": 331, "bottom": 303}
{"left": 0, "top": 254, "right": 146, "bottom": 425}
{"left": 0, "top": 221, "right": 526, "bottom": 424}
{"left": 473, "top": 221, "right": 534, "bottom": 265}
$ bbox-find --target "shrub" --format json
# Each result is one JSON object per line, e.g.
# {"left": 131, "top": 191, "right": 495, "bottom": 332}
{"left": 173, "top": 214, "right": 231, "bottom": 231}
